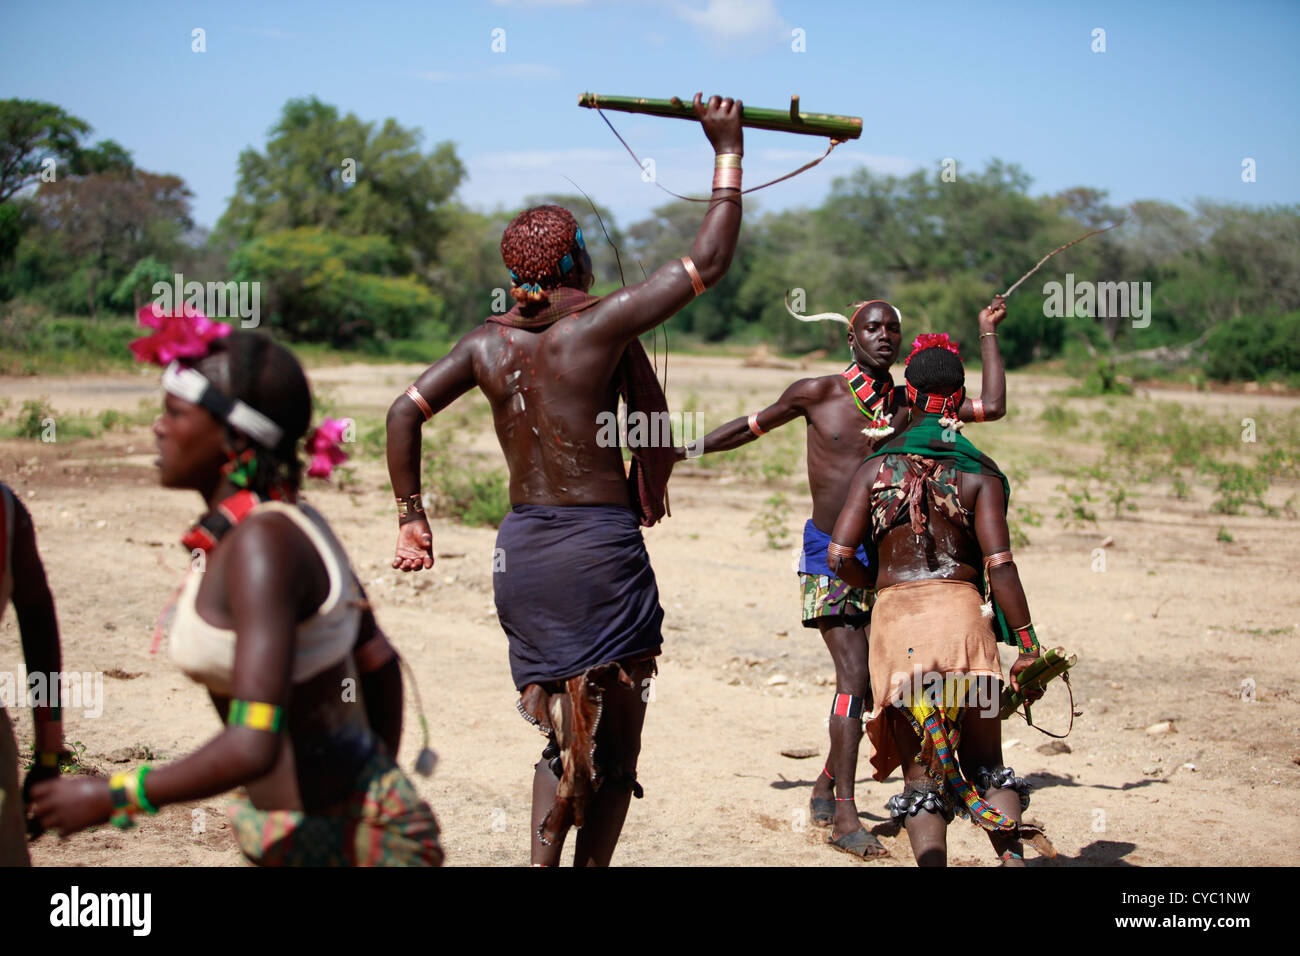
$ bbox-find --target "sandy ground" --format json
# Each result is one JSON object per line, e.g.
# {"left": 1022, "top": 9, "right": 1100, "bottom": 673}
{"left": 2, "top": 354, "right": 1298, "bottom": 867}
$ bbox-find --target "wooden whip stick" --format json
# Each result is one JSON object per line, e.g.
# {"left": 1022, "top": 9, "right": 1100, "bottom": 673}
{"left": 1001, "top": 219, "right": 1126, "bottom": 299}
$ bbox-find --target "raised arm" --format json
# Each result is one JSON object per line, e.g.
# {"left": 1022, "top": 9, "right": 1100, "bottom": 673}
{"left": 678, "top": 377, "right": 822, "bottom": 460}
{"left": 386, "top": 333, "right": 480, "bottom": 572}
{"left": 827, "top": 458, "right": 883, "bottom": 590}
{"left": 958, "top": 295, "right": 1007, "bottom": 423}
{"left": 585, "top": 93, "right": 744, "bottom": 346}
{"left": 971, "top": 474, "right": 1040, "bottom": 693}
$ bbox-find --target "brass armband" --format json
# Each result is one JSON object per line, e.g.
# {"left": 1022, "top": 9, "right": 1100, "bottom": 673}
{"left": 680, "top": 256, "right": 706, "bottom": 297}
{"left": 405, "top": 385, "right": 433, "bottom": 421}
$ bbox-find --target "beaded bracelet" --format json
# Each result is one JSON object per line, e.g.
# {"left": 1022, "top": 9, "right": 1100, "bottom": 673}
{"left": 108, "top": 772, "right": 136, "bottom": 829}
{"left": 1012, "top": 622, "right": 1040, "bottom": 654}
{"left": 227, "top": 699, "right": 284, "bottom": 733}
{"left": 135, "top": 766, "right": 158, "bottom": 815}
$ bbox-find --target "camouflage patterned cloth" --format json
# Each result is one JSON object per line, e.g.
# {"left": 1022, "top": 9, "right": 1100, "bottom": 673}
{"left": 870, "top": 453, "right": 970, "bottom": 539}
{"left": 800, "top": 573, "right": 873, "bottom": 629}
{"left": 227, "top": 750, "right": 442, "bottom": 867}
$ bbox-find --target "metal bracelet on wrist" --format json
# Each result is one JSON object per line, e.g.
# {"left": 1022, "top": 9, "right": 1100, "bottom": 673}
{"left": 396, "top": 494, "right": 426, "bottom": 523}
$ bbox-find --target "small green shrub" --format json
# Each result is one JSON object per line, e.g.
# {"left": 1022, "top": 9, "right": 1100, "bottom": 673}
{"left": 748, "top": 493, "right": 792, "bottom": 550}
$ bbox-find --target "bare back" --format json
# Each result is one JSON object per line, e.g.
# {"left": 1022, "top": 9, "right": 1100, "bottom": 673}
{"left": 465, "top": 307, "right": 639, "bottom": 508}
{"left": 871, "top": 466, "right": 988, "bottom": 590}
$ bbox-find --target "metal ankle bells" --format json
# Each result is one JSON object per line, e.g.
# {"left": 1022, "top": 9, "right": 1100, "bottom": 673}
{"left": 974, "top": 765, "right": 1032, "bottom": 811}
{"left": 885, "top": 784, "right": 955, "bottom": 824}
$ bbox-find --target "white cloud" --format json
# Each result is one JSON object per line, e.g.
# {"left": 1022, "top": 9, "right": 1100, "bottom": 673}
{"left": 671, "top": 0, "right": 785, "bottom": 43}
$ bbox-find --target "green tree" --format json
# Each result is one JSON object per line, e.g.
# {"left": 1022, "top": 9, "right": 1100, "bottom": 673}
{"left": 112, "top": 256, "right": 173, "bottom": 311}
{"left": 428, "top": 204, "right": 513, "bottom": 333}
{"left": 0, "top": 99, "right": 91, "bottom": 203}
{"left": 230, "top": 228, "right": 441, "bottom": 345}
{"left": 625, "top": 198, "right": 754, "bottom": 341}
{"left": 20, "top": 167, "right": 192, "bottom": 317}
{"left": 218, "top": 97, "right": 465, "bottom": 270}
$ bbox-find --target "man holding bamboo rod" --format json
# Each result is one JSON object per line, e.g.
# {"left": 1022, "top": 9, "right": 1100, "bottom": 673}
{"left": 387, "top": 93, "right": 744, "bottom": 866}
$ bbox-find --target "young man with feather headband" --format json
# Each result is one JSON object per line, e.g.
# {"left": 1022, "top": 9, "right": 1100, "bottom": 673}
{"left": 681, "top": 294, "right": 1008, "bottom": 859}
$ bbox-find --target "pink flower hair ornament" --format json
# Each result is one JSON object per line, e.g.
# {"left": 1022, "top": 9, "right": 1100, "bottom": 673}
{"left": 904, "top": 332, "right": 960, "bottom": 365}
{"left": 305, "top": 418, "right": 351, "bottom": 479}
{"left": 129, "top": 303, "right": 232, "bottom": 366}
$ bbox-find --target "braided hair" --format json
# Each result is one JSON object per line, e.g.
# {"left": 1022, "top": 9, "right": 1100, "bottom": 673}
{"left": 905, "top": 344, "right": 965, "bottom": 396}
{"left": 500, "top": 205, "right": 582, "bottom": 305}
{"left": 196, "top": 333, "right": 312, "bottom": 498}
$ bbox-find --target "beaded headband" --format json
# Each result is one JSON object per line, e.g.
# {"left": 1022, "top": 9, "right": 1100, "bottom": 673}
{"left": 162, "top": 362, "right": 285, "bottom": 448}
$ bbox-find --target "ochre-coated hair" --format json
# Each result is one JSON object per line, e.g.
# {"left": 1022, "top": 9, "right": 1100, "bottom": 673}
{"left": 500, "top": 205, "right": 581, "bottom": 304}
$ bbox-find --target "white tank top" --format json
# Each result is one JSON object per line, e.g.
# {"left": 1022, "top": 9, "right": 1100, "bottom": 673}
{"left": 167, "top": 501, "right": 361, "bottom": 696}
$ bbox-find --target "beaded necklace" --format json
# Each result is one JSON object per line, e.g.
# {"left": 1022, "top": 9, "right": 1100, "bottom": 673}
{"left": 840, "top": 363, "right": 896, "bottom": 439}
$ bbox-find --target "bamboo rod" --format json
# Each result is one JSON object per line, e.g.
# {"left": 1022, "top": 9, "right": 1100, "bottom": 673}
{"left": 578, "top": 92, "right": 863, "bottom": 140}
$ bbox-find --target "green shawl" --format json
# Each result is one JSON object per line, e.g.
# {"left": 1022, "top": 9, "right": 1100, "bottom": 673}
{"left": 865, "top": 413, "right": 1015, "bottom": 645}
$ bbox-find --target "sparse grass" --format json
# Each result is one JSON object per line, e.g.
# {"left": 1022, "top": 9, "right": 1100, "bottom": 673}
{"left": 2, "top": 396, "right": 156, "bottom": 442}
{"left": 1039, "top": 402, "right": 1080, "bottom": 431}
{"left": 1055, "top": 477, "right": 1099, "bottom": 527}
{"left": 1033, "top": 402, "right": 1300, "bottom": 521}
{"left": 421, "top": 446, "right": 510, "bottom": 528}
{"left": 748, "top": 492, "right": 792, "bottom": 550}
{"left": 22, "top": 739, "right": 90, "bottom": 775}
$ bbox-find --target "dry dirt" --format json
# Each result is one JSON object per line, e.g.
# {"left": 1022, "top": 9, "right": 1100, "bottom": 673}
{"left": 2, "top": 355, "right": 1298, "bottom": 867}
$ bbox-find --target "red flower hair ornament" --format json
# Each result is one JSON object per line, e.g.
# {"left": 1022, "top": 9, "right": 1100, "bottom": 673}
{"left": 305, "top": 418, "right": 351, "bottom": 480}
{"left": 129, "top": 303, "right": 231, "bottom": 366}
{"left": 904, "top": 332, "right": 960, "bottom": 365}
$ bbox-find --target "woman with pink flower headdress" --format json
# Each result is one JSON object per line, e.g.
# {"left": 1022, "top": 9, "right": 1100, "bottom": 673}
{"left": 28, "top": 309, "right": 442, "bottom": 866}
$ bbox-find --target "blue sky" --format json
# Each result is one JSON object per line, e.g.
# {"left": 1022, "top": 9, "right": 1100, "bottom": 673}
{"left": 3, "top": 0, "right": 1297, "bottom": 230}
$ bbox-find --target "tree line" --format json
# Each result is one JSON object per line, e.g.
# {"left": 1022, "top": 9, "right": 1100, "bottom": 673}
{"left": 2, "top": 96, "right": 1297, "bottom": 382}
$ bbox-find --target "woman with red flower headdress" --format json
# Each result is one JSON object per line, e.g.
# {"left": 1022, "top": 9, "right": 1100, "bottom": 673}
{"left": 827, "top": 333, "right": 1048, "bottom": 866}
{"left": 28, "top": 309, "right": 442, "bottom": 866}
